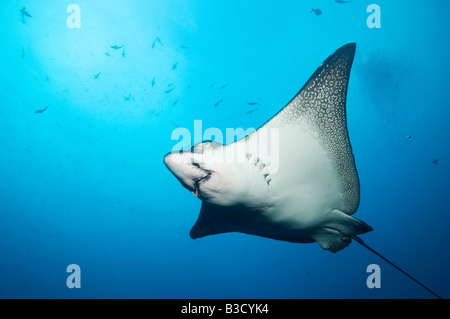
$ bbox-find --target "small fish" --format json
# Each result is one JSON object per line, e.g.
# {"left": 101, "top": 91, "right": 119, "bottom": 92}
{"left": 219, "top": 83, "right": 230, "bottom": 89}
{"left": 151, "top": 76, "right": 156, "bottom": 87}
{"left": 432, "top": 159, "right": 440, "bottom": 165}
{"left": 34, "top": 105, "right": 48, "bottom": 114}
{"left": 20, "top": 7, "right": 33, "bottom": 24}
{"left": 335, "top": 0, "right": 352, "bottom": 3}
{"left": 172, "top": 99, "right": 179, "bottom": 107}
{"left": 406, "top": 135, "right": 412, "bottom": 139}
{"left": 165, "top": 87, "right": 175, "bottom": 94}
{"left": 180, "top": 45, "right": 188, "bottom": 49}
{"left": 111, "top": 45, "right": 125, "bottom": 50}
{"left": 125, "top": 94, "right": 132, "bottom": 101}
{"left": 246, "top": 108, "right": 258, "bottom": 114}
{"left": 152, "top": 37, "right": 163, "bottom": 48}
{"left": 214, "top": 99, "right": 224, "bottom": 107}
{"left": 94, "top": 72, "right": 101, "bottom": 79}
{"left": 122, "top": 49, "right": 126, "bottom": 57}
{"left": 247, "top": 102, "right": 260, "bottom": 106}
{"left": 209, "top": 82, "right": 216, "bottom": 88}
{"left": 311, "top": 8, "right": 323, "bottom": 16}
{"left": 167, "top": 83, "right": 174, "bottom": 87}
{"left": 172, "top": 62, "right": 179, "bottom": 70}
{"left": 104, "top": 52, "right": 110, "bottom": 56}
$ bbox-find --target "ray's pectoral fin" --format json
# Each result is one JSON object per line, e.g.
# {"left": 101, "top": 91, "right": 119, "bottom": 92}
{"left": 312, "top": 209, "right": 373, "bottom": 253}
{"left": 190, "top": 203, "right": 233, "bottom": 239}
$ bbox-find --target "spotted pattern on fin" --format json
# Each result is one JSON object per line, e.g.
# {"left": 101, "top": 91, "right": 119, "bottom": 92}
{"left": 261, "top": 44, "right": 360, "bottom": 214}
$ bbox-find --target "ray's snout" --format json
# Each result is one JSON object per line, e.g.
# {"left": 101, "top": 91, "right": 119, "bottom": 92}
{"left": 163, "top": 152, "right": 191, "bottom": 180}
{"left": 163, "top": 151, "right": 185, "bottom": 172}
{"left": 163, "top": 152, "right": 206, "bottom": 194}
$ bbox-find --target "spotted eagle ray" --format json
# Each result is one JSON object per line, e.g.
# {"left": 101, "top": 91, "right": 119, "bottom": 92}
{"left": 164, "top": 43, "right": 441, "bottom": 298}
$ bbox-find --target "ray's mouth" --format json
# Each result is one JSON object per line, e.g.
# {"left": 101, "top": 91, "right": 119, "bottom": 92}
{"left": 192, "top": 169, "right": 212, "bottom": 197}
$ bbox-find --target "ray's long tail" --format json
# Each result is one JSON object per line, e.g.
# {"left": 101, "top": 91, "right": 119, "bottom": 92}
{"left": 352, "top": 236, "right": 442, "bottom": 299}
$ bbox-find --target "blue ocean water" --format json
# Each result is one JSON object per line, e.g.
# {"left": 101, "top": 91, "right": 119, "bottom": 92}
{"left": 0, "top": 0, "right": 449, "bottom": 299}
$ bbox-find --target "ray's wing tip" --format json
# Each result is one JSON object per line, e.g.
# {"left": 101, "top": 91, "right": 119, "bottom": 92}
{"left": 341, "top": 42, "right": 356, "bottom": 51}
{"left": 345, "top": 42, "right": 357, "bottom": 49}
{"left": 337, "top": 42, "right": 356, "bottom": 59}
{"left": 189, "top": 227, "right": 200, "bottom": 240}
